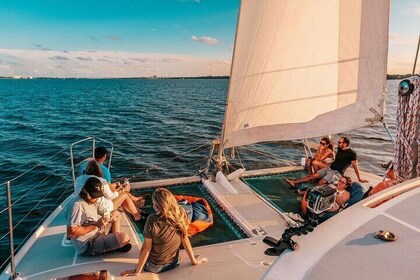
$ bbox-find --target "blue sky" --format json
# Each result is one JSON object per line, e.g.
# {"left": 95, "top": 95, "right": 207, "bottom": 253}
{"left": 0, "top": 0, "right": 419, "bottom": 77}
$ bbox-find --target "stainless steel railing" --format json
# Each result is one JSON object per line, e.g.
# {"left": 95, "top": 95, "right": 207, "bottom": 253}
{"left": 0, "top": 137, "right": 115, "bottom": 279}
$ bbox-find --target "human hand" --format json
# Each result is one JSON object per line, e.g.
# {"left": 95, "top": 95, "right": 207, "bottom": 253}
{"left": 359, "top": 178, "right": 369, "bottom": 183}
{"left": 120, "top": 269, "right": 139, "bottom": 277}
{"left": 96, "top": 217, "right": 109, "bottom": 228}
{"left": 123, "top": 183, "right": 131, "bottom": 192}
{"left": 192, "top": 255, "right": 208, "bottom": 265}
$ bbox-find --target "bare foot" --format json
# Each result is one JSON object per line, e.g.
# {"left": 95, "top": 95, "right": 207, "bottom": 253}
{"left": 133, "top": 212, "right": 142, "bottom": 221}
{"left": 285, "top": 178, "right": 296, "bottom": 188}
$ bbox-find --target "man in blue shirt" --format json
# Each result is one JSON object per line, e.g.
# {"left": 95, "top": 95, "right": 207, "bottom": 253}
{"left": 79, "top": 146, "right": 111, "bottom": 183}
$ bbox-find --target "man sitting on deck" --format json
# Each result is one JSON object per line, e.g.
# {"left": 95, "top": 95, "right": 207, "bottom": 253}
{"left": 79, "top": 146, "right": 111, "bottom": 183}
{"left": 286, "top": 137, "right": 368, "bottom": 188}
{"left": 65, "top": 177, "right": 132, "bottom": 256}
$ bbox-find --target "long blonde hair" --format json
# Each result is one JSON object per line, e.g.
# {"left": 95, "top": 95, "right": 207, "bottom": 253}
{"left": 152, "top": 188, "right": 189, "bottom": 235}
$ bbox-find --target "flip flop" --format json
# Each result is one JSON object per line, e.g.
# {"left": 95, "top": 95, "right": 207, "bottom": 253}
{"left": 374, "top": 230, "right": 397, "bottom": 242}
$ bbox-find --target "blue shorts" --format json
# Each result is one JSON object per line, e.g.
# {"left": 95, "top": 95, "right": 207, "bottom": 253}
{"left": 144, "top": 257, "right": 180, "bottom": 274}
{"left": 82, "top": 232, "right": 121, "bottom": 256}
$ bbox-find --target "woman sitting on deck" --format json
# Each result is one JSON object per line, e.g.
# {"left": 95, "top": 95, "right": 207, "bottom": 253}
{"left": 121, "top": 188, "right": 207, "bottom": 276}
{"left": 306, "top": 137, "right": 334, "bottom": 174}
{"left": 75, "top": 160, "right": 147, "bottom": 221}
{"left": 327, "top": 176, "right": 351, "bottom": 212}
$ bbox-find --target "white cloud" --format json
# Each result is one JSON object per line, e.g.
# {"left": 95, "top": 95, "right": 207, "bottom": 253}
{"left": 0, "top": 49, "right": 231, "bottom": 78}
{"left": 192, "top": 35, "right": 219, "bottom": 45}
{"left": 388, "top": 32, "right": 419, "bottom": 74}
{"left": 406, "top": 1, "right": 420, "bottom": 16}
{"left": 389, "top": 32, "right": 418, "bottom": 45}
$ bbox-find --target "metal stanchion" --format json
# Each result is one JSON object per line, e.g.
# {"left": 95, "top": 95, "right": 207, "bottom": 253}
{"left": 6, "top": 181, "right": 18, "bottom": 279}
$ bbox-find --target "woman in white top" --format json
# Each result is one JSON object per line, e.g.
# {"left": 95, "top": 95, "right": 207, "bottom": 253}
{"left": 75, "top": 160, "right": 146, "bottom": 221}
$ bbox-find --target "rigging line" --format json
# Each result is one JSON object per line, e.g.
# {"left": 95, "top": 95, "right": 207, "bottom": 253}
{"left": 0, "top": 146, "right": 68, "bottom": 185}
{"left": 235, "top": 147, "right": 245, "bottom": 169}
{"left": 0, "top": 229, "right": 10, "bottom": 243}
{"left": 0, "top": 206, "right": 8, "bottom": 215}
{"left": 166, "top": 143, "right": 211, "bottom": 161}
{"left": 12, "top": 170, "right": 72, "bottom": 232}
{"left": 71, "top": 147, "right": 93, "bottom": 158}
{"left": 129, "top": 141, "right": 202, "bottom": 149}
{"left": 14, "top": 182, "right": 74, "bottom": 252}
{"left": 382, "top": 122, "right": 395, "bottom": 145}
{"left": 11, "top": 164, "right": 71, "bottom": 207}
{"left": 190, "top": 156, "right": 209, "bottom": 165}
{"left": 238, "top": 146, "right": 296, "bottom": 166}
{"left": 0, "top": 255, "right": 12, "bottom": 271}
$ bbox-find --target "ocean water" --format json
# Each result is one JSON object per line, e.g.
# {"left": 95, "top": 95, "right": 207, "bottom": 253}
{"left": 0, "top": 78, "right": 398, "bottom": 269}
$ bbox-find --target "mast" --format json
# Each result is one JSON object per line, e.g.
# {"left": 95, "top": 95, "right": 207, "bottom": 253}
{"left": 412, "top": 34, "right": 420, "bottom": 75}
{"left": 217, "top": 0, "right": 243, "bottom": 159}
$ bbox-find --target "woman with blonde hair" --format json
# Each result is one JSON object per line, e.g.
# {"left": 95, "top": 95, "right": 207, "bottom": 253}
{"left": 121, "top": 188, "right": 206, "bottom": 276}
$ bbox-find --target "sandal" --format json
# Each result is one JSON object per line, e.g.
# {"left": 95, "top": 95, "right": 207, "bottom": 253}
{"left": 374, "top": 230, "right": 397, "bottom": 242}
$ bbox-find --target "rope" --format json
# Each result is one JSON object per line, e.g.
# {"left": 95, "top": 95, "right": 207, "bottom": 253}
{"left": 11, "top": 170, "right": 72, "bottom": 231}
{"left": 238, "top": 146, "right": 297, "bottom": 166}
{"left": 235, "top": 147, "right": 245, "bottom": 169}
{"left": 11, "top": 162, "right": 70, "bottom": 207}
{"left": 394, "top": 77, "right": 420, "bottom": 179}
{"left": 165, "top": 143, "right": 211, "bottom": 162}
{"left": 13, "top": 182, "right": 74, "bottom": 253}
{"left": 0, "top": 146, "right": 68, "bottom": 186}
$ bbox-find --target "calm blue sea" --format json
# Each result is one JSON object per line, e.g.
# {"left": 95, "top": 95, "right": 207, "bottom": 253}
{"left": 0, "top": 78, "right": 398, "bottom": 268}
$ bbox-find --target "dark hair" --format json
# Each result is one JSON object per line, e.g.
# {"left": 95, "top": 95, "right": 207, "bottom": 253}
{"left": 94, "top": 146, "right": 108, "bottom": 160}
{"left": 85, "top": 160, "right": 103, "bottom": 177}
{"left": 341, "top": 137, "right": 350, "bottom": 145}
{"left": 79, "top": 177, "right": 103, "bottom": 200}
{"left": 321, "top": 137, "right": 333, "bottom": 151}
{"left": 342, "top": 176, "right": 352, "bottom": 186}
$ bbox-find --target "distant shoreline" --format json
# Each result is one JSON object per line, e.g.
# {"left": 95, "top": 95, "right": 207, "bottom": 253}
{"left": 0, "top": 74, "right": 416, "bottom": 80}
{"left": 0, "top": 76, "right": 230, "bottom": 80}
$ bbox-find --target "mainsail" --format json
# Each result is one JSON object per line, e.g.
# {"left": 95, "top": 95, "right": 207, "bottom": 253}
{"left": 221, "top": 0, "right": 390, "bottom": 149}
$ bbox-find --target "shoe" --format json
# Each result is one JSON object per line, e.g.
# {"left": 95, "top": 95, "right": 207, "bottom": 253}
{"left": 381, "top": 161, "right": 392, "bottom": 169}
{"left": 117, "top": 243, "right": 132, "bottom": 252}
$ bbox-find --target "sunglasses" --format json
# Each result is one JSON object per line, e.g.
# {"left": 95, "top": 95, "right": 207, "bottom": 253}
{"left": 320, "top": 142, "right": 326, "bottom": 145}
{"left": 338, "top": 180, "right": 347, "bottom": 184}
{"left": 338, "top": 141, "right": 344, "bottom": 144}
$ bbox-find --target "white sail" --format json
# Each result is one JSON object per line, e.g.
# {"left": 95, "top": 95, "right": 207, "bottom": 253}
{"left": 222, "top": 0, "right": 389, "bottom": 149}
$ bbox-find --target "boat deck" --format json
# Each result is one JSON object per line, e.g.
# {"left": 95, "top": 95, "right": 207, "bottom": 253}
{"left": 1, "top": 176, "right": 286, "bottom": 280}
{"left": 0, "top": 168, "right": 396, "bottom": 280}
{"left": 263, "top": 177, "right": 420, "bottom": 280}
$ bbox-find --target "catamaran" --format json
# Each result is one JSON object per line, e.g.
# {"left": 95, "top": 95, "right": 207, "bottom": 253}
{"left": 1, "top": 0, "right": 419, "bottom": 279}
